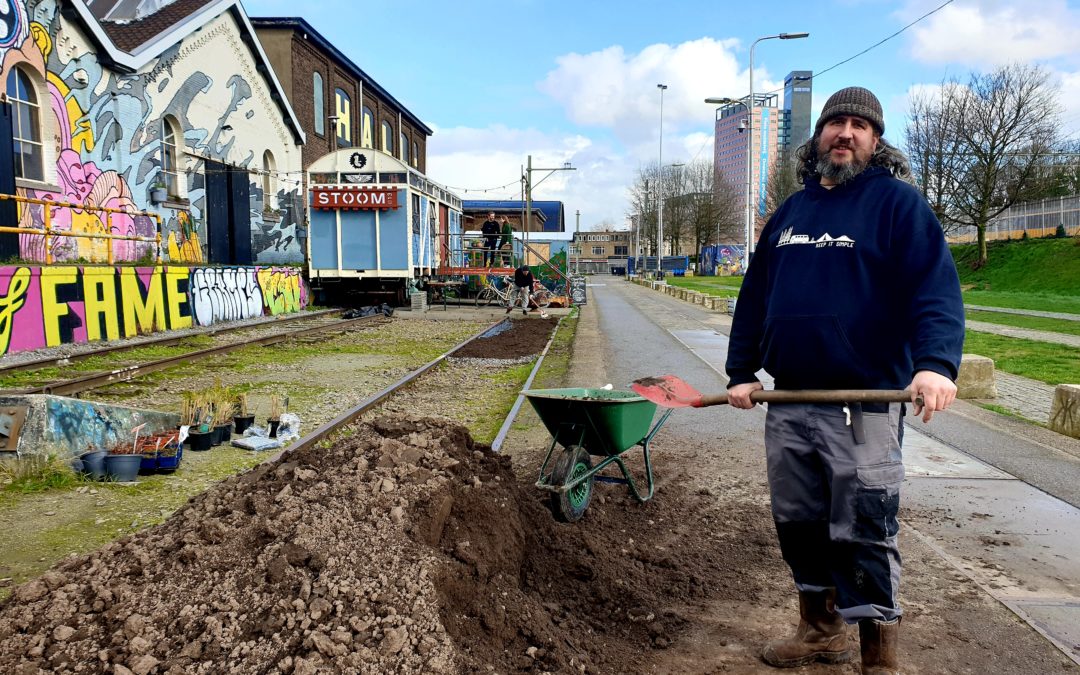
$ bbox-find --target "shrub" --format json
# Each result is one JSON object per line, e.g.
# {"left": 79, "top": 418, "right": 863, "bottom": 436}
{"left": 1056, "top": 224, "right": 1067, "bottom": 238}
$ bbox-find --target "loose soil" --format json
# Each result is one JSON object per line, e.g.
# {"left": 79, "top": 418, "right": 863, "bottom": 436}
{"left": 454, "top": 318, "right": 558, "bottom": 360}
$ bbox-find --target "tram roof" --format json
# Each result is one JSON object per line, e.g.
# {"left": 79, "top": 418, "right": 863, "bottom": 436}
{"left": 250, "top": 16, "right": 432, "bottom": 136}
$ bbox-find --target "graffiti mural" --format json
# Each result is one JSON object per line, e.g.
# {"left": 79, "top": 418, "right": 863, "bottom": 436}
{"left": 0, "top": 264, "right": 307, "bottom": 356}
{"left": 1, "top": 1, "right": 303, "bottom": 265}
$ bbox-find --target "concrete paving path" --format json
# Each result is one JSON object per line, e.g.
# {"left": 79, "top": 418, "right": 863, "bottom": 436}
{"left": 967, "top": 304, "right": 1080, "bottom": 322}
{"left": 967, "top": 319, "right": 1080, "bottom": 348}
{"left": 592, "top": 278, "right": 1080, "bottom": 665}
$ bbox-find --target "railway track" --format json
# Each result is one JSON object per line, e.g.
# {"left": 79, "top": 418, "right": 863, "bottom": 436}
{"left": 2, "top": 312, "right": 387, "bottom": 397}
{"left": 0, "top": 308, "right": 344, "bottom": 377}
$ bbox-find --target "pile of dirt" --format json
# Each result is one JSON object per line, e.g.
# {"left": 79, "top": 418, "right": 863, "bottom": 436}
{"left": 454, "top": 318, "right": 557, "bottom": 360}
{"left": 0, "top": 416, "right": 776, "bottom": 674}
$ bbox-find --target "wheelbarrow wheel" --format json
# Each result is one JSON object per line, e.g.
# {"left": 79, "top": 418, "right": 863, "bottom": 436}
{"left": 549, "top": 445, "right": 593, "bottom": 522}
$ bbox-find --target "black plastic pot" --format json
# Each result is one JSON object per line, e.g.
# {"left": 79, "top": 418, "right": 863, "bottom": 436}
{"left": 215, "top": 424, "right": 232, "bottom": 444}
{"left": 268, "top": 419, "right": 280, "bottom": 438}
{"left": 104, "top": 454, "right": 142, "bottom": 482}
{"left": 233, "top": 415, "right": 255, "bottom": 434}
{"left": 187, "top": 430, "right": 213, "bottom": 452}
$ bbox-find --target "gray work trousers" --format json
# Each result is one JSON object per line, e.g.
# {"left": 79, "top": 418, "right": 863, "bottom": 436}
{"left": 764, "top": 403, "right": 905, "bottom": 623}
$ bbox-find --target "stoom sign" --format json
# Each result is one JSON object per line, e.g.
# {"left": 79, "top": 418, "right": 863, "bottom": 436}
{"left": 311, "top": 186, "right": 400, "bottom": 210}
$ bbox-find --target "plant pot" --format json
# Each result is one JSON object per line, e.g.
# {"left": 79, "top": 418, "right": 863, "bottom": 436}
{"left": 209, "top": 425, "right": 223, "bottom": 447}
{"left": 150, "top": 188, "right": 167, "bottom": 203}
{"left": 214, "top": 423, "right": 232, "bottom": 444}
{"left": 139, "top": 453, "right": 159, "bottom": 474}
{"left": 233, "top": 414, "right": 255, "bottom": 434}
{"left": 104, "top": 454, "right": 142, "bottom": 482}
{"left": 157, "top": 447, "right": 183, "bottom": 473}
{"left": 79, "top": 450, "right": 107, "bottom": 480}
{"left": 268, "top": 419, "right": 280, "bottom": 438}
{"left": 187, "top": 430, "right": 213, "bottom": 452}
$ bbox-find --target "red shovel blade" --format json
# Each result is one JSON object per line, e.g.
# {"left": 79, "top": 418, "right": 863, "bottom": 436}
{"left": 631, "top": 375, "right": 704, "bottom": 408}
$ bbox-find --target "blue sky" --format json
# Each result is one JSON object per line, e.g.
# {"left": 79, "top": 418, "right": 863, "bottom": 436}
{"left": 244, "top": 0, "right": 1080, "bottom": 227}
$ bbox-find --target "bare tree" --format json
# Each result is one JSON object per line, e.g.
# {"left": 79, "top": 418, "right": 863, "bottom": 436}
{"left": 764, "top": 151, "right": 802, "bottom": 220}
{"left": 904, "top": 63, "right": 1062, "bottom": 265}
{"left": 588, "top": 219, "right": 617, "bottom": 232}
{"left": 627, "top": 164, "right": 660, "bottom": 257}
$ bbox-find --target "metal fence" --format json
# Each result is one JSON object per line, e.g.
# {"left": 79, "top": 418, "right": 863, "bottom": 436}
{"left": 947, "top": 195, "right": 1080, "bottom": 243}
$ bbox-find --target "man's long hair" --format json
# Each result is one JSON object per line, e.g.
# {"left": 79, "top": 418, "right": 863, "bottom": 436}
{"left": 794, "top": 132, "right": 913, "bottom": 185}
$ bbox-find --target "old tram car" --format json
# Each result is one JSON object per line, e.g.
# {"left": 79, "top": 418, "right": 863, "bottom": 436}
{"left": 306, "top": 148, "right": 463, "bottom": 305}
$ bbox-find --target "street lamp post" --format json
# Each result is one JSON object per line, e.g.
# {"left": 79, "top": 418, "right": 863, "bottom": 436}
{"left": 746, "top": 32, "right": 808, "bottom": 263}
{"left": 656, "top": 83, "right": 667, "bottom": 279}
{"left": 705, "top": 31, "right": 807, "bottom": 273}
{"left": 575, "top": 209, "right": 581, "bottom": 275}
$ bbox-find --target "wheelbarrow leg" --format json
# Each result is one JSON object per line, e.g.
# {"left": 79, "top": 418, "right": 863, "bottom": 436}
{"left": 605, "top": 408, "right": 673, "bottom": 503}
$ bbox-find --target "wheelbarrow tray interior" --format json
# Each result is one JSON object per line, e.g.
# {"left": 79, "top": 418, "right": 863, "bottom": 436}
{"left": 523, "top": 388, "right": 657, "bottom": 456}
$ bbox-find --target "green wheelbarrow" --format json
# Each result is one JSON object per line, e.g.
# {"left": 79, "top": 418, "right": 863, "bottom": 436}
{"left": 523, "top": 387, "right": 674, "bottom": 522}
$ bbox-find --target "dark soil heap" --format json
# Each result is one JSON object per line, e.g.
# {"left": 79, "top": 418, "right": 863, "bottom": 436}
{"left": 0, "top": 415, "right": 770, "bottom": 674}
{"left": 453, "top": 318, "right": 557, "bottom": 360}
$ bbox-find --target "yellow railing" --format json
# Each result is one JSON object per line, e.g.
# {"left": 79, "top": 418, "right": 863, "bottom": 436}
{"left": 0, "top": 193, "right": 163, "bottom": 265}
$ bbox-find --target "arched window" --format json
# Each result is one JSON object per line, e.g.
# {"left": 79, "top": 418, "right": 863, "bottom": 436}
{"left": 313, "top": 72, "right": 324, "bottom": 136}
{"left": 6, "top": 68, "right": 43, "bottom": 181}
{"left": 381, "top": 121, "right": 393, "bottom": 155}
{"left": 262, "top": 150, "right": 276, "bottom": 210}
{"left": 161, "top": 116, "right": 182, "bottom": 197}
{"left": 334, "top": 88, "right": 352, "bottom": 147}
{"left": 361, "top": 106, "right": 374, "bottom": 148}
{"left": 400, "top": 132, "right": 408, "bottom": 163}
{"left": 412, "top": 141, "right": 419, "bottom": 168}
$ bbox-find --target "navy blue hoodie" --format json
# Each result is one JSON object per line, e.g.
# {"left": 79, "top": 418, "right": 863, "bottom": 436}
{"left": 725, "top": 166, "right": 964, "bottom": 391}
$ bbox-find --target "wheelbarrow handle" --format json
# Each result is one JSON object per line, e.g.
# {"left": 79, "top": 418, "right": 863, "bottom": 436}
{"left": 699, "top": 389, "right": 919, "bottom": 407}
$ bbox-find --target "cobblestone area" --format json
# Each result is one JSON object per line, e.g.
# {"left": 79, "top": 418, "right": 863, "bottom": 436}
{"left": 966, "top": 320, "right": 1080, "bottom": 348}
{"left": 967, "top": 304, "right": 1080, "bottom": 322}
{"left": 986, "top": 371, "right": 1056, "bottom": 424}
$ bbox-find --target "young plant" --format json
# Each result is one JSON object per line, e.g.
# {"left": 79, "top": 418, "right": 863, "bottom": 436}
{"left": 268, "top": 394, "right": 283, "bottom": 421}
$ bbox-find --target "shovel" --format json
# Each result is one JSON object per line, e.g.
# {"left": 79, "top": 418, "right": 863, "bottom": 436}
{"left": 631, "top": 375, "right": 919, "bottom": 408}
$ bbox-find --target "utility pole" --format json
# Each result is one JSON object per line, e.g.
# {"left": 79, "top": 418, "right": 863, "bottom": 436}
{"left": 575, "top": 209, "right": 580, "bottom": 274}
{"left": 524, "top": 154, "right": 576, "bottom": 269}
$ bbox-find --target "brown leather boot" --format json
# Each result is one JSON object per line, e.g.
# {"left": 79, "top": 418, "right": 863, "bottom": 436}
{"left": 762, "top": 589, "right": 853, "bottom": 668}
{"left": 859, "top": 618, "right": 900, "bottom": 674}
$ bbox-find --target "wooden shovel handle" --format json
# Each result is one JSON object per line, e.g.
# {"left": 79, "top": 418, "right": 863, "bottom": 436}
{"left": 699, "top": 389, "right": 919, "bottom": 407}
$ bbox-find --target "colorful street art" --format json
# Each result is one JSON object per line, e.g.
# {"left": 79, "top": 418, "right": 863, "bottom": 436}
{"left": 1, "top": 0, "right": 302, "bottom": 265}
{"left": 0, "top": 264, "right": 307, "bottom": 356}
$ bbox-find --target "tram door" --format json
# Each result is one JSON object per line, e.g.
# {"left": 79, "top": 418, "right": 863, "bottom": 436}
{"left": 204, "top": 160, "right": 253, "bottom": 264}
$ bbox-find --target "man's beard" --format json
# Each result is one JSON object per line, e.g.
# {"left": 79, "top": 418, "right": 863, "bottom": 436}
{"left": 816, "top": 147, "right": 869, "bottom": 184}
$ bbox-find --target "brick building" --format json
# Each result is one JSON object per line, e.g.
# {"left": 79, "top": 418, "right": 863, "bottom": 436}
{"left": 569, "top": 230, "right": 631, "bottom": 273}
{"left": 252, "top": 17, "right": 431, "bottom": 174}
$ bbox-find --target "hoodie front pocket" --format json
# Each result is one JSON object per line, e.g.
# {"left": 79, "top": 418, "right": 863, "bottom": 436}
{"left": 760, "top": 315, "right": 868, "bottom": 387}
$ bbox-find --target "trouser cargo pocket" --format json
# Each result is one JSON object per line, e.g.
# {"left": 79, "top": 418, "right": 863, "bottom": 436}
{"left": 854, "top": 462, "right": 904, "bottom": 540}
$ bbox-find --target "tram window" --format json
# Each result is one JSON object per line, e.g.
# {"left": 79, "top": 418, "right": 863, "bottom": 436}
{"left": 379, "top": 172, "right": 406, "bottom": 184}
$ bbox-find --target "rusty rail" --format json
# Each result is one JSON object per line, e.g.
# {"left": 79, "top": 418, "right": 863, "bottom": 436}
{"left": 10, "top": 314, "right": 384, "bottom": 397}
{"left": 0, "top": 309, "right": 343, "bottom": 376}
{"left": 272, "top": 318, "right": 508, "bottom": 461}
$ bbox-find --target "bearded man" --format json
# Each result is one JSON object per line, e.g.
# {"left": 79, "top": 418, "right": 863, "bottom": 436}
{"left": 724, "top": 86, "right": 965, "bottom": 675}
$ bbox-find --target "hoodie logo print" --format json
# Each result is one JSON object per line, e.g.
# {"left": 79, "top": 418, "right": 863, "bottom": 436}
{"left": 777, "top": 227, "right": 856, "bottom": 249}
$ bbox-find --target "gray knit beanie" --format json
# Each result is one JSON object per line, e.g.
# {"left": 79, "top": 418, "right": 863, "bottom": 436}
{"left": 815, "top": 86, "right": 884, "bottom": 135}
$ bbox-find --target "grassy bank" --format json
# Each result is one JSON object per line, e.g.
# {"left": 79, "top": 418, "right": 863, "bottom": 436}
{"left": 964, "top": 331, "right": 1080, "bottom": 386}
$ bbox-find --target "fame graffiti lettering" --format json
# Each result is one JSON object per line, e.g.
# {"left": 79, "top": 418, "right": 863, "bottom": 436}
{"left": 0, "top": 264, "right": 307, "bottom": 356}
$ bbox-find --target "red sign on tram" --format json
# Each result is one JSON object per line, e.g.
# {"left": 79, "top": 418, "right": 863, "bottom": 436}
{"left": 311, "top": 186, "right": 400, "bottom": 211}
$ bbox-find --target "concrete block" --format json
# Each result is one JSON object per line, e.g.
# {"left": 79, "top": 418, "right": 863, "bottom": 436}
{"left": 955, "top": 354, "right": 997, "bottom": 399}
{"left": 694, "top": 293, "right": 706, "bottom": 305}
{"left": 1049, "top": 385, "right": 1080, "bottom": 439}
{"left": 410, "top": 291, "right": 428, "bottom": 313}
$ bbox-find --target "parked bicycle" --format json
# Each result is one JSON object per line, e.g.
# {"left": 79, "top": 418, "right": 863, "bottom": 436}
{"left": 475, "top": 275, "right": 514, "bottom": 308}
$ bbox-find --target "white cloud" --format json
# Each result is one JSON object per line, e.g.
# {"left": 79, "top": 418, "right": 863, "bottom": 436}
{"left": 903, "top": 0, "right": 1080, "bottom": 66}
{"left": 538, "top": 38, "right": 784, "bottom": 151}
